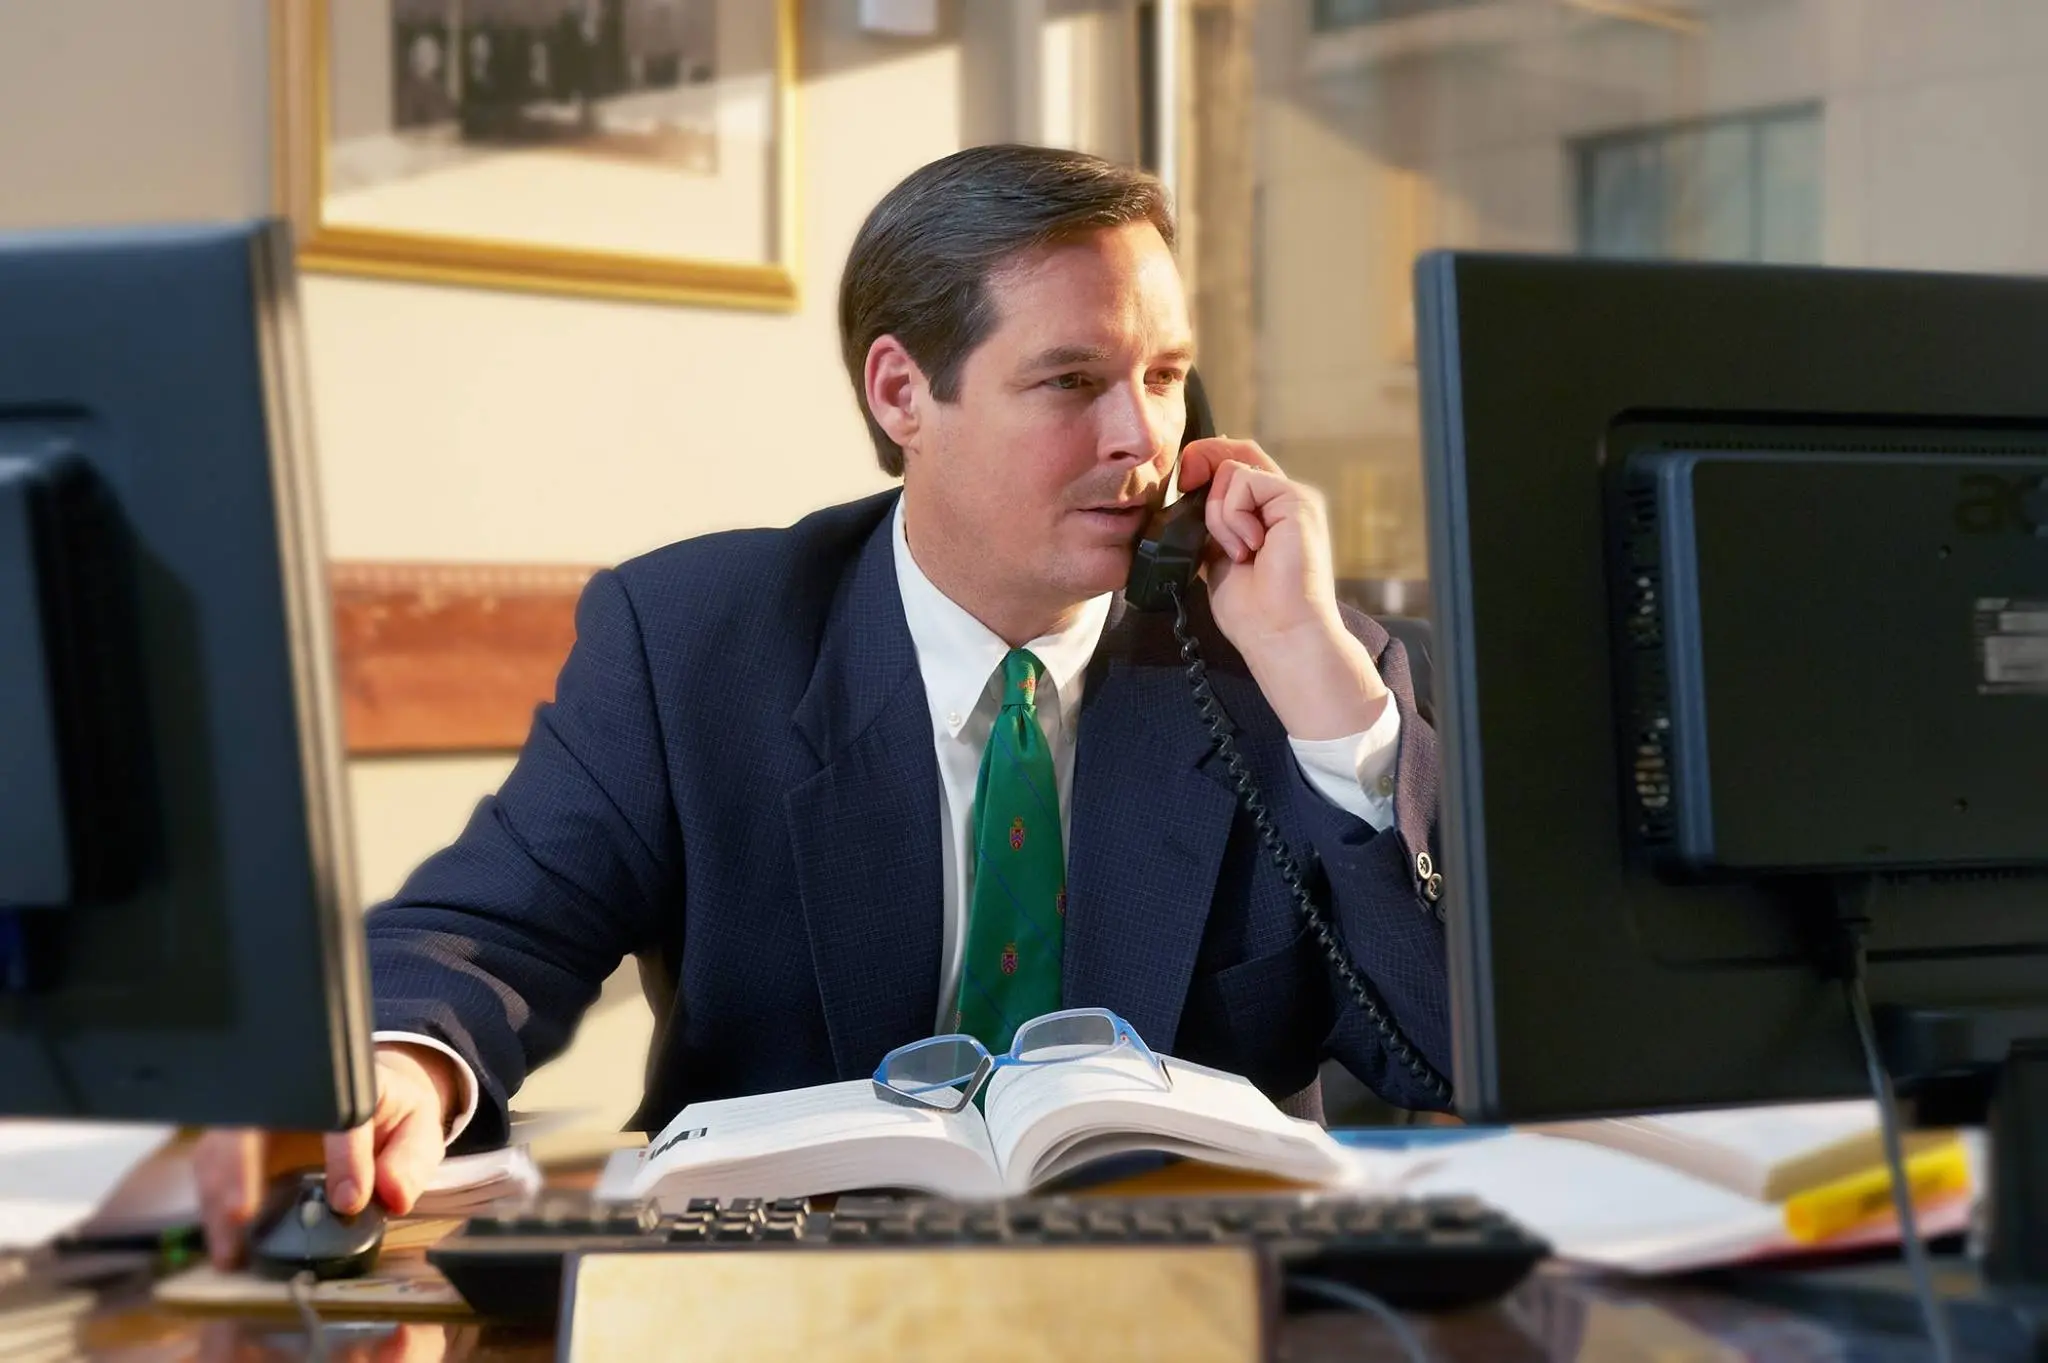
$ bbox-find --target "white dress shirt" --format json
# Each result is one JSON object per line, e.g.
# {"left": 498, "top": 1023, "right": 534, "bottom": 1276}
{"left": 393, "top": 496, "right": 1405, "bottom": 1143}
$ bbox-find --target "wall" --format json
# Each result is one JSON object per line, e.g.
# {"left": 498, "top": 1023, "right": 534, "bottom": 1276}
{"left": 0, "top": 0, "right": 271, "bottom": 225}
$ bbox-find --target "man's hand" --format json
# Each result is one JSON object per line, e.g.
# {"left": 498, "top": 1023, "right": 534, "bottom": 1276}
{"left": 195, "top": 1042, "right": 458, "bottom": 1270}
{"left": 1176, "top": 438, "right": 1391, "bottom": 740}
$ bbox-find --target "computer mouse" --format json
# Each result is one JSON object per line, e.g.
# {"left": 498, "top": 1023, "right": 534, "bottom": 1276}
{"left": 248, "top": 1171, "right": 386, "bottom": 1281}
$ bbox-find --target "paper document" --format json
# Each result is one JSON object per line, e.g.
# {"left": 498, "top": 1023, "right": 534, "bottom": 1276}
{"left": 0, "top": 1122, "right": 174, "bottom": 1250}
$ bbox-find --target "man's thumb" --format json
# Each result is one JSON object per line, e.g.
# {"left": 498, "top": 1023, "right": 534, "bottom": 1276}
{"left": 373, "top": 1107, "right": 446, "bottom": 1216}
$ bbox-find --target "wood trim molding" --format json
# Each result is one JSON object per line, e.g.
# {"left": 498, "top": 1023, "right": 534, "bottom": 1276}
{"left": 330, "top": 562, "right": 597, "bottom": 755}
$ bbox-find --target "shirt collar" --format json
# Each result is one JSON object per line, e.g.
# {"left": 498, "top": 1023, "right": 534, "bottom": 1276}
{"left": 891, "top": 495, "right": 1111, "bottom": 739}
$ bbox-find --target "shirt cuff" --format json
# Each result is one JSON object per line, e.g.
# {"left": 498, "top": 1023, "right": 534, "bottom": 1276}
{"left": 372, "top": 1030, "right": 480, "bottom": 1147}
{"left": 1287, "top": 695, "right": 1403, "bottom": 833}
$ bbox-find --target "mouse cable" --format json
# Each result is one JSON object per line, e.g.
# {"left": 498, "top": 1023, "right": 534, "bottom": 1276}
{"left": 288, "top": 1271, "right": 332, "bottom": 1363}
{"left": 1287, "top": 1274, "right": 1432, "bottom": 1363}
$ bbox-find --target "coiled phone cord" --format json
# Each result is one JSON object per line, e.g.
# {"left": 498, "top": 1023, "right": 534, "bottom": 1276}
{"left": 1167, "top": 581, "right": 1454, "bottom": 1107}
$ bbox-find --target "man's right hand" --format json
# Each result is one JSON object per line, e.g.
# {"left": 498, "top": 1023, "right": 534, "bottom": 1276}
{"left": 195, "top": 1042, "right": 459, "bottom": 1270}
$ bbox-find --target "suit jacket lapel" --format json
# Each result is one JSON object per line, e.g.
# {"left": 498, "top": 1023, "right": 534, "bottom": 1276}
{"left": 1063, "top": 597, "right": 1238, "bottom": 1054}
{"left": 787, "top": 503, "right": 944, "bottom": 1080}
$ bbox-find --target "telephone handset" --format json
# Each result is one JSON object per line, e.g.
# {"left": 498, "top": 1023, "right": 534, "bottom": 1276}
{"left": 1124, "top": 370, "right": 1452, "bottom": 1106}
{"left": 1124, "top": 369, "right": 1219, "bottom": 614}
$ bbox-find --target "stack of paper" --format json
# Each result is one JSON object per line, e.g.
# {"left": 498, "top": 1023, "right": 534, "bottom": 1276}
{"left": 413, "top": 1144, "right": 542, "bottom": 1217}
{"left": 0, "top": 1123, "right": 174, "bottom": 1251}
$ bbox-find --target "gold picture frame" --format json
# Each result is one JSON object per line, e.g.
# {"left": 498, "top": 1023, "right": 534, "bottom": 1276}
{"left": 272, "top": 0, "right": 800, "bottom": 310}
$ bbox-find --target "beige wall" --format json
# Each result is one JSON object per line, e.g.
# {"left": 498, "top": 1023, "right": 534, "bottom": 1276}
{"left": 0, "top": 0, "right": 271, "bottom": 224}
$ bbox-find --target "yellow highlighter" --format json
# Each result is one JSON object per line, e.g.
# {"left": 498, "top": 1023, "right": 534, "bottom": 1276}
{"left": 1782, "top": 1138, "right": 1972, "bottom": 1244}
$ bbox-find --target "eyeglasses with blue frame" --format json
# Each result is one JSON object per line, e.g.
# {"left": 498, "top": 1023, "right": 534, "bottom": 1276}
{"left": 872, "top": 1007, "right": 1172, "bottom": 1114}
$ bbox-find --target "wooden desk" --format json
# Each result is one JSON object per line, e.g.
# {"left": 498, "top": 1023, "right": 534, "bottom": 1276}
{"left": 76, "top": 1265, "right": 1900, "bottom": 1361}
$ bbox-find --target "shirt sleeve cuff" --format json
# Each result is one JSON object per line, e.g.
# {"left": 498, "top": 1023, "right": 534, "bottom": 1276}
{"left": 1287, "top": 695, "right": 1403, "bottom": 833}
{"left": 372, "top": 1030, "right": 480, "bottom": 1147}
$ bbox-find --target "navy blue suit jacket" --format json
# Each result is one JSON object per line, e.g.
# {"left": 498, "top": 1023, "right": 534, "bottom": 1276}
{"left": 366, "top": 492, "right": 1450, "bottom": 1149}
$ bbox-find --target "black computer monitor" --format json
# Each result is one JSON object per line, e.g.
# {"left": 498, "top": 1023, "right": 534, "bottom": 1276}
{"left": 1415, "top": 252, "right": 2048, "bottom": 1326}
{"left": 0, "top": 221, "right": 374, "bottom": 1128}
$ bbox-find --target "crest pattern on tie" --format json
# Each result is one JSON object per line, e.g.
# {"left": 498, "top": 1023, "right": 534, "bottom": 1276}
{"left": 954, "top": 648, "right": 1065, "bottom": 1054}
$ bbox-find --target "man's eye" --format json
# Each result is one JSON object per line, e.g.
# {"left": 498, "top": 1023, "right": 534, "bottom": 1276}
{"left": 1049, "top": 373, "right": 1088, "bottom": 392}
{"left": 1147, "top": 368, "right": 1187, "bottom": 389}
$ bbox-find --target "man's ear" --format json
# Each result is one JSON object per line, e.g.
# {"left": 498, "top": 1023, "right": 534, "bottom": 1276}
{"left": 864, "top": 335, "right": 925, "bottom": 452}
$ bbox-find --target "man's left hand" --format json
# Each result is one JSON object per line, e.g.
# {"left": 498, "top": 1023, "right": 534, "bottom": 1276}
{"left": 1176, "top": 437, "right": 1392, "bottom": 741}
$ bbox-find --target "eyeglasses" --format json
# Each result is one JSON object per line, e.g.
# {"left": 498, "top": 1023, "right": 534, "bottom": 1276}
{"left": 872, "top": 1007, "right": 1172, "bottom": 1114}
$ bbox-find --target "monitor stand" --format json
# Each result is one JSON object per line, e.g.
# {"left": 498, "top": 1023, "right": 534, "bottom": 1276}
{"left": 1708, "top": 1014, "right": 2048, "bottom": 1361}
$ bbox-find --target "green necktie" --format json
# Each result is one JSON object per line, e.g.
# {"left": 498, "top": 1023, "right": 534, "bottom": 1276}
{"left": 953, "top": 648, "right": 1066, "bottom": 1054}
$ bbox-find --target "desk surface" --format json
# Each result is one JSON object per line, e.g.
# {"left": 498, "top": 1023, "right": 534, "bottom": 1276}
{"left": 75, "top": 1266, "right": 1915, "bottom": 1362}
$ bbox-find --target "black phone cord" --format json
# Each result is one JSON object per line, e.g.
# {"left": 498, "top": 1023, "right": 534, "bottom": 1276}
{"left": 1167, "top": 583, "right": 1453, "bottom": 1106}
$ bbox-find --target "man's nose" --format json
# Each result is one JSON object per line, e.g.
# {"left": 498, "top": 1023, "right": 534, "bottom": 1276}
{"left": 1098, "top": 383, "right": 1176, "bottom": 465}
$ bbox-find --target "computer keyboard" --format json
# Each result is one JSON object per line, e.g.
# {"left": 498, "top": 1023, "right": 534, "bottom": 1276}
{"left": 428, "top": 1190, "right": 1549, "bottom": 1320}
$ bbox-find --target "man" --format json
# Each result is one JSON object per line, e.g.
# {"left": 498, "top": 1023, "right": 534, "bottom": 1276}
{"left": 198, "top": 145, "right": 1451, "bottom": 1264}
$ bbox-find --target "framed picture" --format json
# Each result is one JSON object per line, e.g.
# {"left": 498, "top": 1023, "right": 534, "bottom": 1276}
{"left": 272, "top": 0, "right": 799, "bottom": 309}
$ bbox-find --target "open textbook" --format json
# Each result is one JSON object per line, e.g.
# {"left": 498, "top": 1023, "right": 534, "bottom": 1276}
{"left": 1531, "top": 1099, "right": 1955, "bottom": 1202}
{"left": 598, "top": 1050, "right": 1354, "bottom": 1205}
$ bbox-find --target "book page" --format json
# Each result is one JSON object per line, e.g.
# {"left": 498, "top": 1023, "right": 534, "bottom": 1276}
{"left": 628, "top": 1080, "right": 1004, "bottom": 1204}
{"left": 1532, "top": 1101, "right": 1899, "bottom": 1200}
{"left": 982, "top": 1051, "right": 1352, "bottom": 1193}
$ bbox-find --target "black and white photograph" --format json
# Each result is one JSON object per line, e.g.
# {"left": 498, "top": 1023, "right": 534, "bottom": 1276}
{"left": 277, "top": 0, "right": 796, "bottom": 308}
{"left": 380, "top": 0, "right": 720, "bottom": 178}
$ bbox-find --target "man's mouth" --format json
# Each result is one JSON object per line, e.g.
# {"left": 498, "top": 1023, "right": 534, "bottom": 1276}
{"left": 1075, "top": 502, "right": 1149, "bottom": 527}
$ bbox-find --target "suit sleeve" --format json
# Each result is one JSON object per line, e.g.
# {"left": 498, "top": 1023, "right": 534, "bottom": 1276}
{"left": 1279, "top": 625, "right": 1452, "bottom": 1112}
{"left": 364, "top": 570, "right": 681, "bottom": 1150}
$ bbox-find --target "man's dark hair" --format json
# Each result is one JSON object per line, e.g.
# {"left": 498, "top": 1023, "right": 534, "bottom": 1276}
{"left": 838, "top": 144, "right": 1177, "bottom": 476}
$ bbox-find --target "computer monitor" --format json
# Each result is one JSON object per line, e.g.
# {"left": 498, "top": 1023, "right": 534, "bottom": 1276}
{"left": 1416, "top": 252, "right": 2048, "bottom": 1327}
{"left": 0, "top": 221, "right": 374, "bottom": 1129}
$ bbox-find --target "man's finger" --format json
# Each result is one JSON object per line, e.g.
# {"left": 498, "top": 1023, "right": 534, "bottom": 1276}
{"left": 195, "top": 1129, "right": 263, "bottom": 1269}
{"left": 372, "top": 1107, "right": 446, "bottom": 1216}
{"left": 1219, "top": 464, "right": 1293, "bottom": 555}
{"left": 324, "top": 1123, "right": 377, "bottom": 1215}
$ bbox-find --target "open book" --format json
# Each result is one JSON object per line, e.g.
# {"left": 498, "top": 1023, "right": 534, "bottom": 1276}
{"left": 596, "top": 1050, "right": 1355, "bottom": 1204}
{"left": 1529, "top": 1100, "right": 1954, "bottom": 1202}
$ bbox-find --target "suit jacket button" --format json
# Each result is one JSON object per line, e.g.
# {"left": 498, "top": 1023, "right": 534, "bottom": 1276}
{"left": 1423, "top": 872, "right": 1444, "bottom": 903}
{"left": 1414, "top": 850, "right": 1434, "bottom": 881}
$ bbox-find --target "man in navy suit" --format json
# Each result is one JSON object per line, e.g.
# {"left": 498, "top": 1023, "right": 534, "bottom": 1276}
{"left": 199, "top": 144, "right": 1451, "bottom": 1263}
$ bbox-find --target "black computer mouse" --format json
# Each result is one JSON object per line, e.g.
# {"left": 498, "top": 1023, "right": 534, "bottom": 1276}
{"left": 248, "top": 1171, "right": 386, "bottom": 1281}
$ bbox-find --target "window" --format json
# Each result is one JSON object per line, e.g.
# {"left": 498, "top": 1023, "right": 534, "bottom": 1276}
{"left": 1184, "top": 2, "right": 2036, "bottom": 589}
{"left": 1312, "top": 0, "right": 1485, "bottom": 32}
{"left": 1577, "top": 107, "right": 1823, "bottom": 264}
